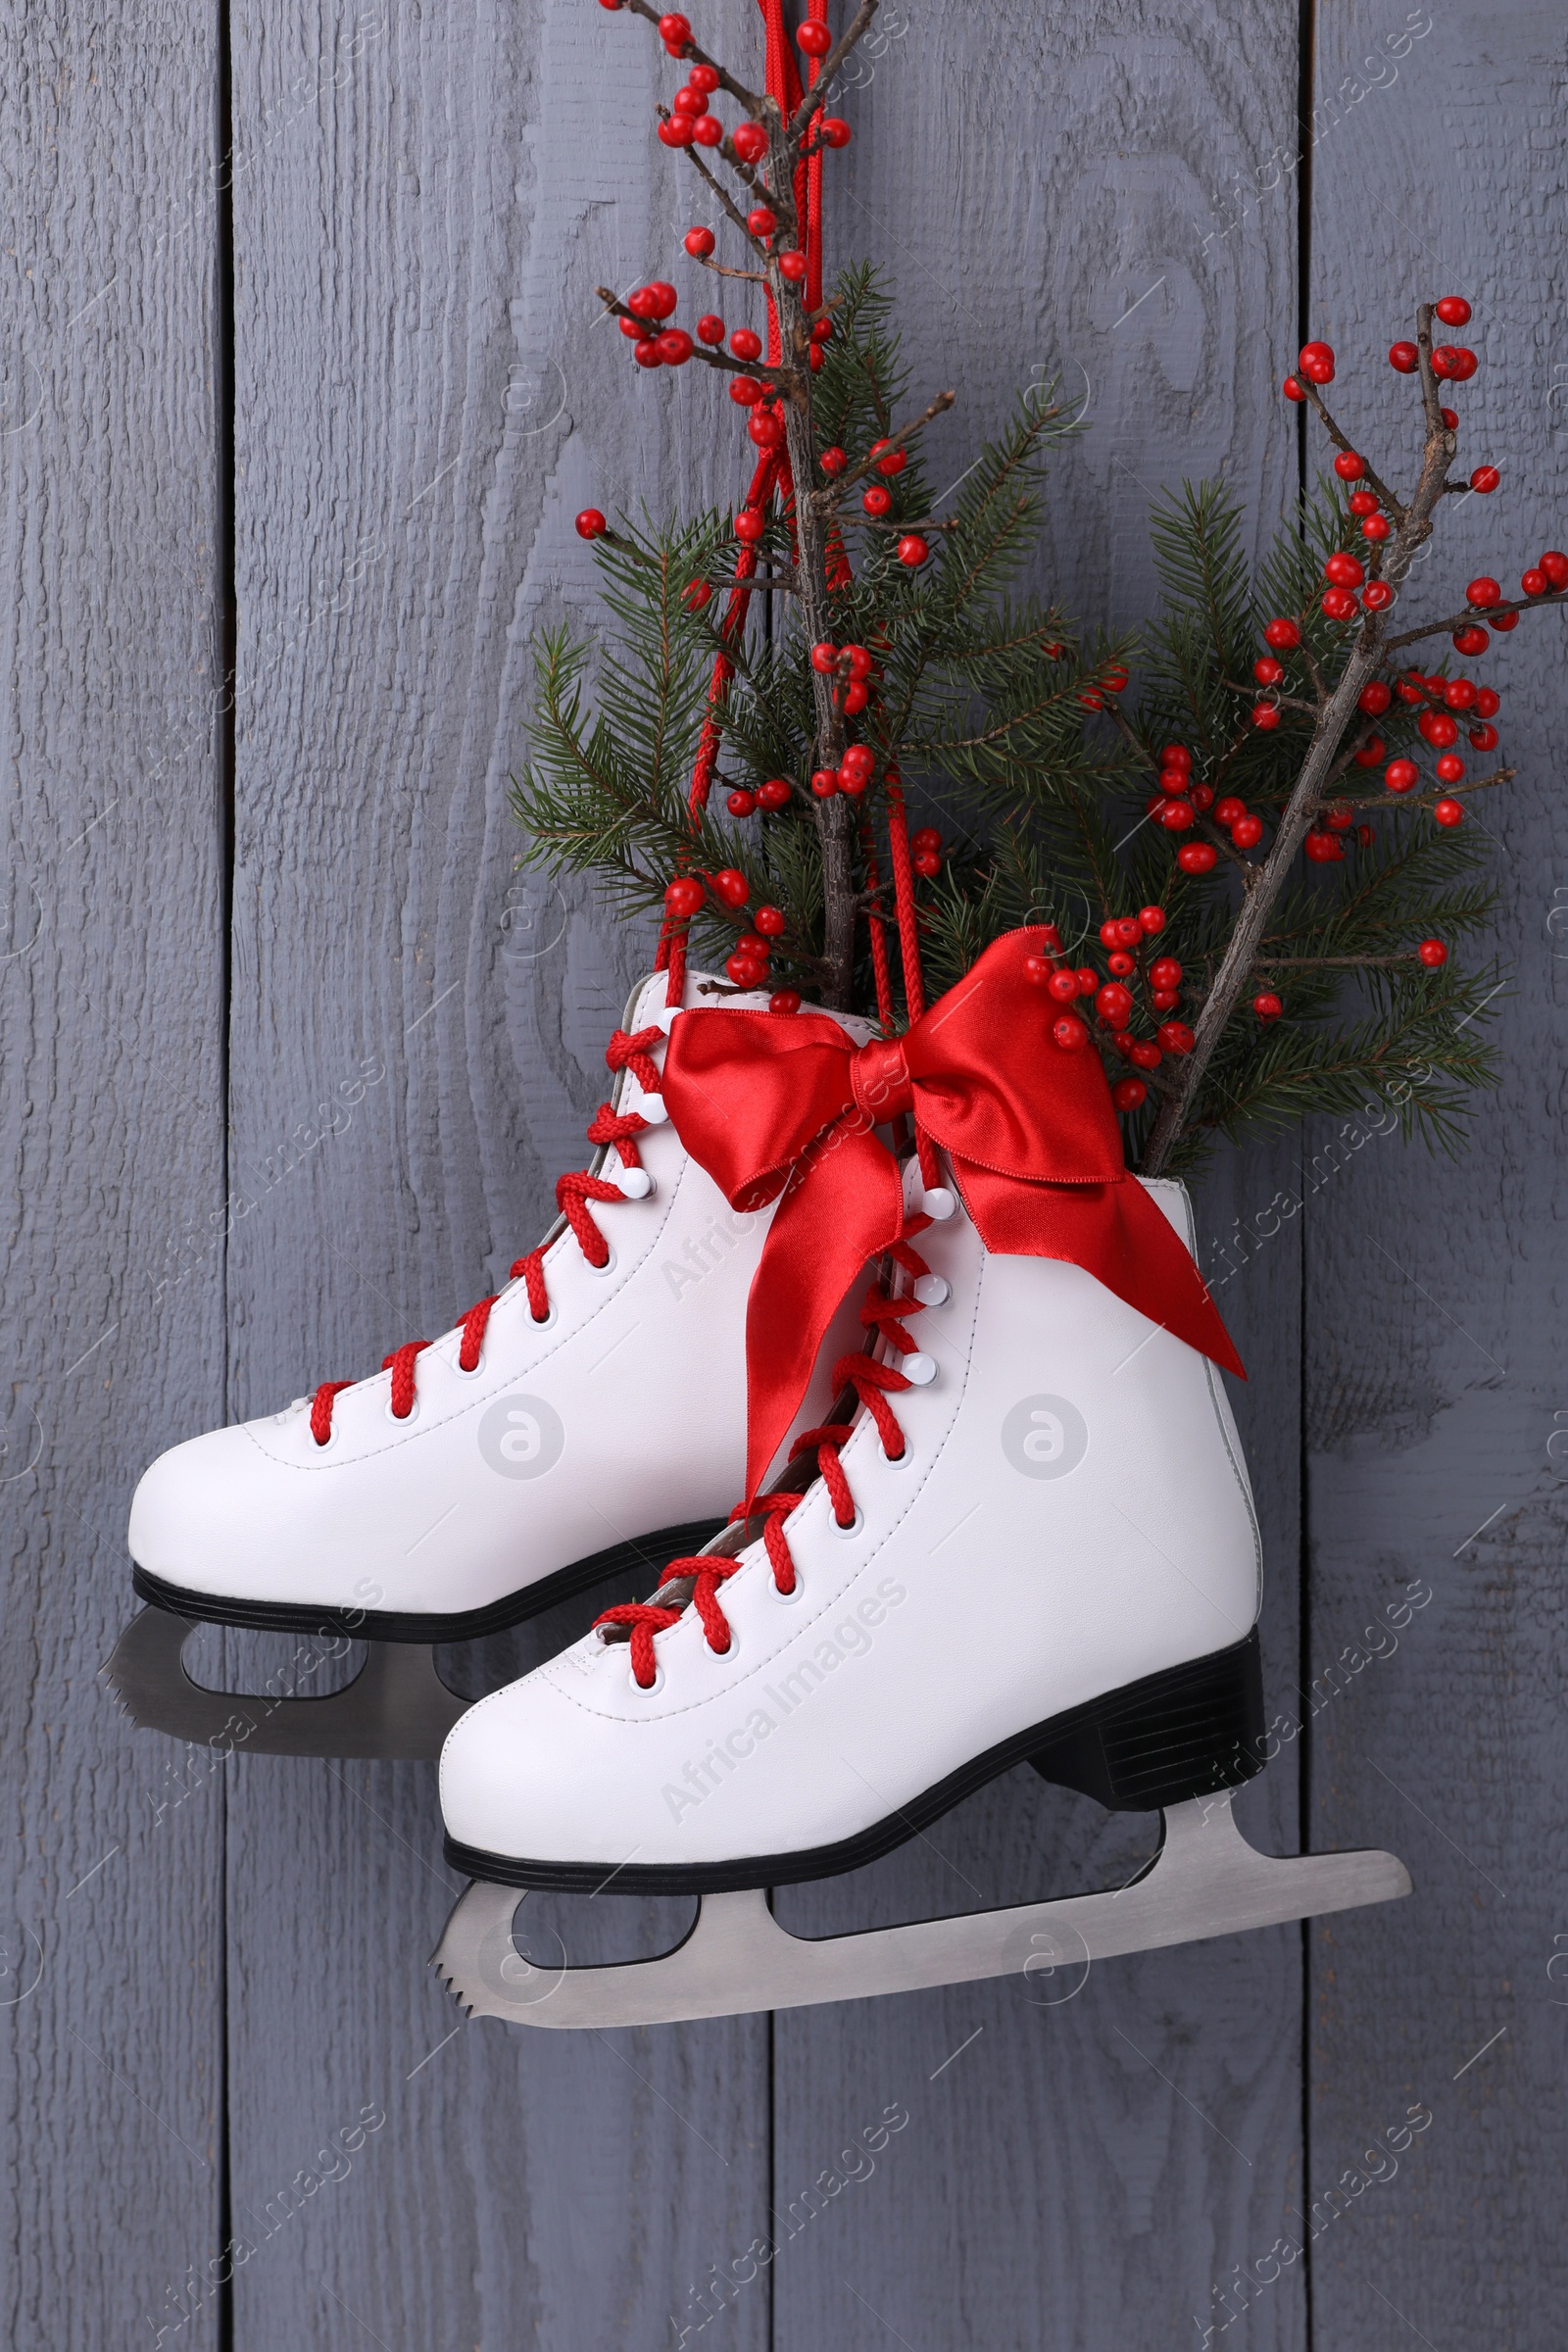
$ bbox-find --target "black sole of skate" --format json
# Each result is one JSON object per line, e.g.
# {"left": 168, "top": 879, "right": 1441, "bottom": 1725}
{"left": 107, "top": 1518, "right": 723, "bottom": 1761}
{"left": 442, "top": 1628, "right": 1268, "bottom": 1893}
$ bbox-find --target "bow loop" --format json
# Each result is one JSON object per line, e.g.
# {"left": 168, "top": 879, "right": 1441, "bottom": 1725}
{"left": 662, "top": 930, "right": 1243, "bottom": 1498}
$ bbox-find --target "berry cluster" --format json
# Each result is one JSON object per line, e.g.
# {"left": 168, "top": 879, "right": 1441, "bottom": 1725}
{"left": 1021, "top": 906, "right": 1195, "bottom": 1107}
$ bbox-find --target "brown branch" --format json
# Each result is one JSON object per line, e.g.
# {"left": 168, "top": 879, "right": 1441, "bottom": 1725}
{"left": 810, "top": 390, "right": 957, "bottom": 512}
{"left": 1382, "top": 587, "right": 1568, "bottom": 652}
{"left": 1330, "top": 763, "right": 1515, "bottom": 814}
{"left": 1141, "top": 323, "right": 1458, "bottom": 1177}
{"left": 594, "top": 286, "right": 758, "bottom": 376}
{"left": 617, "top": 0, "right": 761, "bottom": 113}
{"left": 1284, "top": 371, "right": 1406, "bottom": 524}
{"left": 785, "top": 0, "right": 880, "bottom": 146}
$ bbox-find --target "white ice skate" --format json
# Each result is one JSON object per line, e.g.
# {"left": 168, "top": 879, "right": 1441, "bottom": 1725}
{"left": 106, "top": 969, "right": 871, "bottom": 1759}
{"left": 432, "top": 1130, "right": 1409, "bottom": 2023}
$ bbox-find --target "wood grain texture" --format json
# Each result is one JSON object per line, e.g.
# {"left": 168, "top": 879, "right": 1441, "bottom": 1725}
{"left": 771, "top": 7, "right": 1310, "bottom": 2345}
{"left": 0, "top": 1, "right": 227, "bottom": 2341}
{"left": 1304, "top": 9, "right": 1568, "bottom": 2348}
{"left": 220, "top": 4, "right": 767, "bottom": 2343}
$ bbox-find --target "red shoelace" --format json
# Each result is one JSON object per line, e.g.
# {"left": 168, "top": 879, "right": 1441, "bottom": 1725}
{"left": 597, "top": 1216, "right": 935, "bottom": 1687}
{"left": 308, "top": 1024, "right": 665, "bottom": 1446}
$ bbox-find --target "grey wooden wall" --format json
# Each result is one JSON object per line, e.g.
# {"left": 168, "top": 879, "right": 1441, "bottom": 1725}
{"left": 1, "top": 1, "right": 1562, "bottom": 2345}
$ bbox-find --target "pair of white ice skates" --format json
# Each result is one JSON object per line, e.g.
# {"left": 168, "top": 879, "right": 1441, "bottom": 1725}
{"left": 109, "top": 957, "right": 1409, "bottom": 2028}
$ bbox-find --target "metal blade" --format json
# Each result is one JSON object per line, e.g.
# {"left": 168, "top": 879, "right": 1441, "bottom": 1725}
{"left": 431, "top": 1794, "right": 1411, "bottom": 2029}
{"left": 103, "top": 1604, "right": 467, "bottom": 1759}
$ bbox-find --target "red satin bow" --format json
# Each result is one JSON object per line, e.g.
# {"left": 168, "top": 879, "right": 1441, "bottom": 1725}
{"left": 662, "top": 928, "right": 1245, "bottom": 1497}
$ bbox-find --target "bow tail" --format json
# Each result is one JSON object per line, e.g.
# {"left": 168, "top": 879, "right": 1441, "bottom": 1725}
{"left": 951, "top": 1158, "right": 1246, "bottom": 1380}
{"left": 744, "top": 1123, "right": 905, "bottom": 1499}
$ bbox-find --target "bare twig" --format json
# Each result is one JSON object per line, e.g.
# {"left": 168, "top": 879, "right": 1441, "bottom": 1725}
{"left": 811, "top": 390, "right": 956, "bottom": 512}
{"left": 1383, "top": 586, "right": 1568, "bottom": 652}
{"left": 1285, "top": 371, "right": 1406, "bottom": 524}
{"left": 618, "top": 0, "right": 761, "bottom": 113}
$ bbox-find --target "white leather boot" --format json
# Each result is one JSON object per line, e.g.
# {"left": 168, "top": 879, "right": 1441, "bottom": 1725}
{"left": 107, "top": 969, "right": 870, "bottom": 1756}
{"left": 433, "top": 1164, "right": 1409, "bottom": 2027}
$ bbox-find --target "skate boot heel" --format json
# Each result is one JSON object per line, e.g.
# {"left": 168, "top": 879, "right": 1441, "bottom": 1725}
{"left": 1027, "top": 1629, "right": 1265, "bottom": 1811}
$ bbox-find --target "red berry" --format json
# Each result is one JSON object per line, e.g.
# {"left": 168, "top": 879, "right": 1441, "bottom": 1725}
{"left": 1361, "top": 514, "right": 1392, "bottom": 543}
{"left": 758, "top": 777, "right": 792, "bottom": 809}
{"left": 1074, "top": 968, "right": 1098, "bottom": 996}
{"left": 1157, "top": 1020, "right": 1195, "bottom": 1055}
{"left": 1435, "top": 296, "right": 1472, "bottom": 327}
{"left": 809, "top": 768, "right": 838, "bottom": 799}
{"left": 1449, "top": 347, "right": 1479, "bottom": 380}
{"left": 1354, "top": 735, "right": 1386, "bottom": 767}
{"left": 696, "top": 313, "right": 725, "bottom": 345}
{"left": 730, "top": 327, "right": 762, "bottom": 362}
{"left": 1283, "top": 375, "right": 1306, "bottom": 403}
{"left": 1149, "top": 956, "right": 1182, "bottom": 990}
{"left": 728, "top": 376, "right": 762, "bottom": 406}
{"left": 688, "top": 63, "right": 719, "bottom": 91}
{"left": 1253, "top": 992, "right": 1283, "bottom": 1022}
{"left": 819, "top": 446, "right": 848, "bottom": 475}
{"left": 1433, "top": 799, "right": 1464, "bottom": 828}
{"left": 1157, "top": 798, "right": 1195, "bottom": 829}
{"left": 1298, "top": 340, "right": 1335, "bottom": 382}
{"left": 1465, "top": 576, "right": 1501, "bottom": 607}
{"left": 1160, "top": 745, "right": 1192, "bottom": 771}
{"left": 839, "top": 745, "right": 875, "bottom": 785}
{"left": 1053, "top": 1015, "right": 1089, "bottom": 1052}
{"left": 726, "top": 789, "right": 757, "bottom": 817}
{"left": 909, "top": 827, "right": 942, "bottom": 856}
{"left": 1420, "top": 710, "right": 1459, "bottom": 748}
{"left": 574, "top": 508, "right": 607, "bottom": 541}
{"left": 870, "top": 440, "right": 907, "bottom": 477}
{"left": 1321, "top": 587, "right": 1358, "bottom": 620}
{"left": 1358, "top": 680, "right": 1393, "bottom": 715}
{"left": 726, "top": 952, "right": 765, "bottom": 987}
{"left": 1112, "top": 1078, "right": 1148, "bottom": 1112}
{"left": 1360, "top": 582, "right": 1393, "bottom": 611}
{"left": 1389, "top": 341, "right": 1419, "bottom": 372}
{"left": 778, "top": 250, "right": 808, "bottom": 283}
{"left": 1148, "top": 987, "right": 1178, "bottom": 1013}
{"left": 1490, "top": 611, "right": 1519, "bottom": 633}
{"left": 618, "top": 315, "right": 643, "bottom": 340}
{"left": 1468, "top": 723, "right": 1498, "bottom": 751}
{"left": 664, "top": 877, "right": 705, "bottom": 918}
{"left": 1111, "top": 917, "right": 1140, "bottom": 949}
{"left": 809, "top": 641, "right": 839, "bottom": 674}
{"left": 841, "top": 681, "right": 868, "bottom": 714}
{"left": 710, "top": 868, "right": 750, "bottom": 908}
{"left": 1435, "top": 753, "right": 1465, "bottom": 783}
{"left": 1541, "top": 552, "right": 1568, "bottom": 589}
{"left": 1325, "top": 801, "right": 1355, "bottom": 831}
{"left": 1126, "top": 1040, "right": 1159, "bottom": 1070}
{"left": 754, "top": 904, "right": 786, "bottom": 937}
{"left": 658, "top": 12, "right": 692, "bottom": 44}
{"left": 731, "top": 122, "right": 768, "bottom": 164}
{"left": 897, "top": 534, "right": 930, "bottom": 567}
{"left": 1451, "top": 626, "right": 1490, "bottom": 656}
{"left": 1356, "top": 823, "right": 1374, "bottom": 848}
{"left": 749, "top": 408, "right": 786, "bottom": 448}
{"left": 769, "top": 989, "right": 802, "bottom": 1015}
{"left": 861, "top": 484, "right": 892, "bottom": 516}
{"left": 659, "top": 117, "right": 696, "bottom": 147}
{"left": 1263, "top": 616, "right": 1301, "bottom": 650}
{"left": 1047, "top": 968, "right": 1079, "bottom": 1004}
{"left": 1441, "top": 408, "right": 1459, "bottom": 429}
{"left": 633, "top": 338, "right": 662, "bottom": 368}
{"left": 1469, "top": 466, "right": 1499, "bottom": 494}
{"left": 671, "top": 88, "right": 706, "bottom": 117}
{"left": 1475, "top": 688, "right": 1500, "bottom": 715}
{"left": 1251, "top": 702, "right": 1281, "bottom": 731}
{"left": 1348, "top": 489, "right": 1380, "bottom": 517}
{"left": 682, "top": 579, "right": 712, "bottom": 612}
{"left": 657, "top": 328, "right": 694, "bottom": 366}
{"left": 1106, "top": 951, "right": 1137, "bottom": 977}
{"left": 1521, "top": 567, "right": 1548, "bottom": 598}
{"left": 735, "top": 932, "right": 769, "bottom": 960}
{"left": 746, "top": 205, "right": 777, "bottom": 239}
{"left": 1096, "top": 982, "right": 1134, "bottom": 1028}
{"left": 1334, "top": 451, "right": 1367, "bottom": 480}
{"left": 684, "top": 226, "right": 716, "bottom": 258}
{"left": 843, "top": 646, "right": 873, "bottom": 681}
{"left": 1097, "top": 919, "right": 1122, "bottom": 950}
{"left": 1384, "top": 759, "right": 1419, "bottom": 794}
{"left": 1022, "top": 953, "right": 1054, "bottom": 987}
{"left": 1138, "top": 905, "right": 1166, "bottom": 934}
{"left": 1177, "top": 842, "right": 1217, "bottom": 873}
{"left": 1444, "top": 679, "right": 1477, "bottom": 710}
{"left": 795, "top": 18, "right": 833, "bottom": 53}
{"left": 1304, "top": 830, "right": 1344, "bottom": 863}
{"left": 1253, "top": 656, "right": 1285, "bottom": 685}
{"left": 1231, "top": 814, "right": 1264, "bottom": 849}
{"left": 1325, "top": 553, "right": 1364, "bottom": 587}
{"left": 817, "top": 117, "right": 852, "bottom": 147}
{"left": 734, "top": 507, "right": 765, "bottom": 543}
{"left": 1213, "top": 797, "right": 1246, "bottom": 827}
{"left": 1430, "top": 344, "right": 1457, "bottom": 378}
{"left": 1417, "top": 939, "right": 1448, "bottom": 967}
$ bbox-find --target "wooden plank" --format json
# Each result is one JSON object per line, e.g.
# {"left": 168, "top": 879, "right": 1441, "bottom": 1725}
{"left": 220, "top": 4, "right": 770, "bottom": 2342}
{"left": 772, "top": 6, "right": 1310, "bottom": 2346}
{"left": 1306, "top": 7, "right": 1568, "bottom": 2347}
{"left": 0, "top": 1, "right": 227, "bottom": 2340}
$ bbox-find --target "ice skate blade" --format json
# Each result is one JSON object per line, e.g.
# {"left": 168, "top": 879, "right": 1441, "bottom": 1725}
{"left": 431, "top": 1794, "right": 1411, "bottom": 2028}
{"left": 103, "top": 1604, "right": 467, "bottom": 1759}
